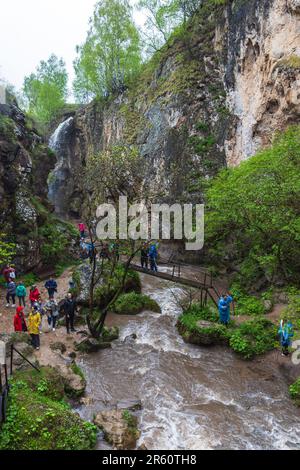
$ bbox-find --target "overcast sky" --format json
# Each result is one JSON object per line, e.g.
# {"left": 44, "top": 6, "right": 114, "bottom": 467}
{"left": 0, "top": 0, "right": 145, "bottom": 93}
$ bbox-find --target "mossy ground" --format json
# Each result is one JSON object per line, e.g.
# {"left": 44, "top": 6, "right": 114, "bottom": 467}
{"left": 0, "top": 367, "right": 97, "bottom": 450}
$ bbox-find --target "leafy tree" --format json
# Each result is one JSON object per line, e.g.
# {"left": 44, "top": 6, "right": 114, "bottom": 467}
{"left": 23, "top": 54, "right": 68, "bottom": 124}
{"left": 73, "top": 0, "right": 141, "bottom": 101}
{"left": 205, "top": 126, "right": 300, "bottom": 288}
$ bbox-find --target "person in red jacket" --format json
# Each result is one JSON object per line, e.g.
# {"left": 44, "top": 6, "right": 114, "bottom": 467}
{"left": 14, "top": 306, "right": 27, "bottom": 332}
{"left": 29, "top": 285, "right": 41, "bottom": 307}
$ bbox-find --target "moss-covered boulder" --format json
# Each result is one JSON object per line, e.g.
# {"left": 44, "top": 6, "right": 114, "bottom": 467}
{"left": 0, "top": 367, "right": 97, "bottom": 450}
{"left": 94, "top": 409, "right": 140, "bottom": 450}
{"left": 102, "top": 326, "right": 119, "bottom": 342}
{"left": 113, "top": 292, "right": 161, "bottom": 315}
{"left": 74, "top": 337, "right": 112, "bottom": 354}
{"left": 50, "top": 342, "right": 67, "bottom": 354}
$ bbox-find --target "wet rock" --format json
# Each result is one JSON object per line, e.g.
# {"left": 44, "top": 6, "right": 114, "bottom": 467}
{"left": 263, "top": 300, "right": 273, "bottom": 313}
{"left": 74, "top": 337, "right": 112, "bottom": 353}
{"left": 94, "top": 409, "right": 140, "bottom": 450}
{"left": 124, "top": 334, "right": 137, "bottom": 343}
{"left": 116, "top": 399, "right": 142, "bottom": 412}
{"left": 102, "top": 326, "right": 119, "bottom": 342}
{"left": 62, "top": 364, "right": 86, "bottom": 398}
{"left": 50, "top": 342, "right": 67, "bottom": 354}
{"left": 69, "top": 352, "right": 77, "bottom": 359}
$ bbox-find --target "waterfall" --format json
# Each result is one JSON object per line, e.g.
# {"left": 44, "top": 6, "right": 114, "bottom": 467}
{"left": 48, "top": 116, "right": 74, "bottom": 217}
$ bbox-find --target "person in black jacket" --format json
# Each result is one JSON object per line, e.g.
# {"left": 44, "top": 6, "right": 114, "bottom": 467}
{"left": 61, "top": 293, "right": 77, "bottom": 334}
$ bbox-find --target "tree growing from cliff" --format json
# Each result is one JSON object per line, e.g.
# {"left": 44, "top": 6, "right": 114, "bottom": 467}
{"left": 73, "top": 0, "right": 141, "bottom": 102}
{"left": 23, "top": 54, "right": 68, "bottom": 125}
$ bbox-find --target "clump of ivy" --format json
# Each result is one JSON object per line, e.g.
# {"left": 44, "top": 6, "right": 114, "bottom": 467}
{"left": 0, "top": 368, "right": 97, "bottom": 450}
{"left": 0, "top": 115, "right": 16, "bottom": 142}
{"left": 122, "top": 410, "right": 139, "bottom": 439}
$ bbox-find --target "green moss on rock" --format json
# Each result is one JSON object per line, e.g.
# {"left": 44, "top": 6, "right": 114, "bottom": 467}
{"left": 113, "top": 292, "right": 161, "bottom": 315}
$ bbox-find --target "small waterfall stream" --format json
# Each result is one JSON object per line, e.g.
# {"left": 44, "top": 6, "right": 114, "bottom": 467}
{"left": 76, "top": 270, "right": 300, "bottom": 450}
{"left": 48, "top": 117, "right": 74, "bottom": 216}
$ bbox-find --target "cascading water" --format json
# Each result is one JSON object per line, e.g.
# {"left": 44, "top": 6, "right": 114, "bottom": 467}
{"left": 76, "top": 268, "right": 300, "bottom": 450}
{"left": 48, "top": 117, "right": 74, "bottom": 217}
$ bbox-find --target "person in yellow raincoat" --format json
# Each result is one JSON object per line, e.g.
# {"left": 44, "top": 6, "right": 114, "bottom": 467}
{"left": 28, "top": 305, "right": 41, "bottom": 350}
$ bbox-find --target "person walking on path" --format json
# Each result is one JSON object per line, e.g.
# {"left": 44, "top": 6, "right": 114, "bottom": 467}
{"left": 278, "top": 320, "right": 294, "bottom": 356}
{"left": 29, "top": 285, "right": 41, "bottom": 307}
{"left": 16, "top": 281, "right": 27, "bottom": 307}
{"left": 149, "top": 242, "right": 159, "bottom": 272}
{"left": 6, "top": 279, "right": 16, "bottom": 308}
{"left": 13, "top": 306, "right": 27, "bottom": 332}
{"left": 28, "top": 306, "right": 41, "bottom": 350}
{"left": 44, "top": 277, "right": 58, "bottom": 300}
{"left": 3, "top": 264, "right": 16, "bottom": 283}
{"left": 218, "top": 293, "right": 233, "bottom": 325}
{"left": 141, "top": 244, "right": 149, "bottom": 270}
{"left": 61, "top": 293, "right": 77, "bottom": 334}
{"left": 45, "top": 299, "right": 59, "bottom": 332}
{"left": 78, "top": 222, "right": 86, "bottom": 239}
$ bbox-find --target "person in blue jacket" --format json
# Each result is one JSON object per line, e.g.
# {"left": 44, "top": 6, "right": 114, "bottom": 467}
{"left": 45, "top": 277, "right": 58, "bottom": 300}
{"left": 218, "top": 293, "right": 233, "bottom": 325}
{"left": 149, "top": 242, "right": 159, "bottom": 272}
{"left": 278, "top": 320, "right": 294, "bottom": 356}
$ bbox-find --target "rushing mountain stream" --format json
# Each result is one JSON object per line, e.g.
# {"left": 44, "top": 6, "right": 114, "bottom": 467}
{"left": 76, "top": 270, "right": 300, "bottom": 450}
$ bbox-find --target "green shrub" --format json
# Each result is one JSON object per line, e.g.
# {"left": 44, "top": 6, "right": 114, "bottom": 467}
{"left": 113, "top": 292, "right": 161, "bottom": 315}
{"left": 0, "top": 115, "right": 16, "bottom": 141}
{"left": 289, "top": 378, "right": 300, "bottom": 406}
{"left": 20, "top": 273, "right": 40, "bottom": 288}
{"left": 0, "top": 368, "right": 97, "bottom": 450}
{"left": 229, "top": 318, "right": 277, "bottom": 359}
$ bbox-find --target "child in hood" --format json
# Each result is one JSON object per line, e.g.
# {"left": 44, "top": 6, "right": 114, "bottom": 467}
{"left": 14, "top": 306, "right": 27, "bottom": 332}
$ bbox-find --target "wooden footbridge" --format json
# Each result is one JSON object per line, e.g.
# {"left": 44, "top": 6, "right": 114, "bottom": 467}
{"left": 128, "top": 257, "right": 221, "bottom": 308}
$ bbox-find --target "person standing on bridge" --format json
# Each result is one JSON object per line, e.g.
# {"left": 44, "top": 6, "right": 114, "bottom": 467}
{"left": 218, "top": 293, "right": 233, "bottom": 326}
{"left": 141, "top": 243, "right": 149, "bottom": 270}
{"left": 78, "top": 222, "right": 86, "bottom": 239}
{"left": 149, "top": 242, "right": 159, "bottom": 272}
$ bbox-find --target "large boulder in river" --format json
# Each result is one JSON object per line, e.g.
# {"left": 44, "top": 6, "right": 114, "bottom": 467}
{"left": 94, "top": 409, "right": 140, "bottom": 450}
{"left": 177, "top": 320, "right": 229, "bottom": 346}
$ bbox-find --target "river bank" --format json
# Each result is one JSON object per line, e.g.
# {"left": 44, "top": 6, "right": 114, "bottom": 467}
{"left": 1, "top": 266, "right": 300, "bottom": 450}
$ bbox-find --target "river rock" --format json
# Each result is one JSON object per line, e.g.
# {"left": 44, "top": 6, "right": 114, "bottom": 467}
{"left": 124, "top": 334, "right": 137, "bottom": 343}
{"left": 75, "top": 337, "right": 112, "bottom": 353}
{"left": 178, "top": 320, "right": 228, "bottom": 347}
{"left": 116, "top": 399, "right": 142, "bottom": 412}
{"left": 93, "top": 409, "right": 140, "bottom": 450}
{"left": 102, "top": 326, "right": 119, "bottom": 342}
{"left": 50, "top": 342, "right": 67, "bottom": 354}
{"left": 61, "top": 363, "right": 86, "bottom": 398}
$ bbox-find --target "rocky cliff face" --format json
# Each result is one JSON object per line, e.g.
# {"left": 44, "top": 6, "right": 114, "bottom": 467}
{"left": 224, "top": 0, "right": 300, "bottom": 165}
{"left": 0, "top": 102, "right": 56, "bottom": 271}
{"left": 49, "top": 0, "right": 300, "bottom": 219}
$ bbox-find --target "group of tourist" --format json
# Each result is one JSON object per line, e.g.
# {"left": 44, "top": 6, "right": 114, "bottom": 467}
{"left": 2, "top": 264, "right": 78, "bottom": 350}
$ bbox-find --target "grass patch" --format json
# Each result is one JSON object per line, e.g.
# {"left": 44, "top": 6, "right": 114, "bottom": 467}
{"left": 0, "top": 368, "right": 97, "bottom": 450}
{"left": 229, "top": 318, "right": 277, "bottom": 359}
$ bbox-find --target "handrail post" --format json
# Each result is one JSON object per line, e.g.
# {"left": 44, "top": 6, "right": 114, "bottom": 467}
{"left": 10, "top": 345, "right": 13, "bottom": 376}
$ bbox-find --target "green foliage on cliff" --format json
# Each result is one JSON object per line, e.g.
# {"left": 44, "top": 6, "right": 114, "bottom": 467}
{"left": 23, "top": 54, "right": 68, "bottom": 126}
{"left": 0, "top": 233, "right": 16, "bottom": 266}
{"left": 0, "top": 115, "right": 16, "bottom": 142}
{"left": 206, "top": 126, "right": 300, "bottom": 288}
{"left": 0, "top": 368, "right": 97, "bottom": 450}
{"left": 73, "top": 0, "right": 141, "bottom": 102}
